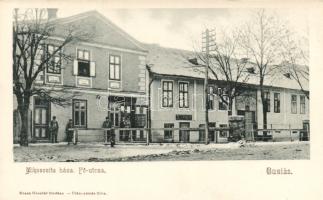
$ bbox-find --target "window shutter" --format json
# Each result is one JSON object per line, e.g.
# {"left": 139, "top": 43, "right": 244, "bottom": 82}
{"left": 73, "top": 60, "right": 78, "bottom": 75}
{"left": 90, "top": 61, "right": 96, "bottom": 77}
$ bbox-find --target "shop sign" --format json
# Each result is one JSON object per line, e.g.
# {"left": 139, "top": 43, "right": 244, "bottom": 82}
{"left": 175, "top": 114, "right": 192, "bottom": 120}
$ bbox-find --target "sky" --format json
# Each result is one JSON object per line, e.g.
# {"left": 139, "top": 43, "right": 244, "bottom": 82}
{"left": 58, "top": 8, "right": 309, "bottom": 51}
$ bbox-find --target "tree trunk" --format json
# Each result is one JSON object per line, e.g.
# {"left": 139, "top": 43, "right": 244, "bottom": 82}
{"left": 18, "top": 97, "right": 31, "bottom": 146}
{"left": 260, "top": 91, "right": 268, "bottom": 141}
{"left": 18, "top": 108, "right": 29, "bottom": 146}
{"left": 229, "top": 97, "right": 236, "bottom": 116}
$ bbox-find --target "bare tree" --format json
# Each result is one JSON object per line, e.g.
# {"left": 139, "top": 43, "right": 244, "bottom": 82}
{"left": 280, "top": 34, "right": 309, "bottom": 99}
{"left": 209, "top": 30, "right": 253, "bottom": 115}
{"left": 191, "top": 29, "right": 252, "bottom": 115}
{"left": 238, "top": 9, "right": 288, "bottom": 139}
{"left": 13, "top": 9, "right": 90, "bottom": 146}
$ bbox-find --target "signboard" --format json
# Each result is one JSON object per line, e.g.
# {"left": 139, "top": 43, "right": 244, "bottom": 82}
{"left": 176, "top": 114, "right": 192, "bottom": 121}
{"left": 47, "top": 75, "right": 61, "bottom": 83}
{"left": 109, "top": 81, "right": 121, "bottom": 89}
{"left": 77, "top": 77, "right": 91, "bottom": 86}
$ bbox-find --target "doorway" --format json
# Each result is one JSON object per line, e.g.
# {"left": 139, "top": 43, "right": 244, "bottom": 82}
{"left": 179, "top": 122, "right": 190, "bottom": 142}
{"left": 33, "top": 97, "right": 50, "bottom": 141}
{"left": 209, "top": 122, "right": 216, "bottom": 142}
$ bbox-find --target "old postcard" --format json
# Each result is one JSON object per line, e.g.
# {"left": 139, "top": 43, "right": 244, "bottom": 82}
{"left": 1, "top": 0, "right": 323, "bottom": 199}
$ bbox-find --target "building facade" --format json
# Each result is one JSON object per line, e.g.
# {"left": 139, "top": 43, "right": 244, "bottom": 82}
{"left": 13, "top": 10, "right": 309, "bottom": 144}
{"left": 13, "top": 10, "right": 149, "bottom": 143}
{"left": 145, "top": 44, "right": 309, "bottom": 143}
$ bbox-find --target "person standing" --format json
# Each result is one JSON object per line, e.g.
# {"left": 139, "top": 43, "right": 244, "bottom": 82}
{"left": 102, "top": 116, "right": 112, "bottom": 145}
{"left": 65, "top": 119, "right": 73, "bottom": 145}
{"left": 102, "top": 117, "right": 115, "bottom": 147}
{"left": 49, "top": 116, "right": 59, "bottom": 143}
{"left": 110, "top": 126, "right": 116, "bottom": 147}
{"left": 119, "top": 117, "right": 125, "bottom": 141}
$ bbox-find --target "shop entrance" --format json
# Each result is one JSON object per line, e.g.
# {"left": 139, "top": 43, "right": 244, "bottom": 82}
{"left": 108, "top": 96, "right": 136, "bottom": 142}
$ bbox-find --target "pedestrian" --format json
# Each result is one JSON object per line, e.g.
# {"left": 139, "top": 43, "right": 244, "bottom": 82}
{"left": 102, "top": 116, "right": 112, "bottom": 145}
{"left": 110, "top": 128, "right": 116, "bottom": 147}
{"left": 120, "top": 117, "right": 125, "bottom": 141}
{"left": 49, "top": 116, "right": 59, "bottom": 143}
{"left": 65, "top": 119, "right": 73, "bottom": 145}
{"left": 102, "top": 117, "right": 115, "bottom": 147}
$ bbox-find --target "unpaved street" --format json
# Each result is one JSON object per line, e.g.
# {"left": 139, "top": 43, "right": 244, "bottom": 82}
{"left": 14, "top": 141, "right": 309, "bottom": 162}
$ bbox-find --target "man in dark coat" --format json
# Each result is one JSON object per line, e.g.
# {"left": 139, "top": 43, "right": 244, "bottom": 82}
{"left": 110, "top": 128, "right": 116, "bottom": 147}
{"left": 65, "top": 119, "right": 73, "bottom": 145}
{"left": 102, "top": 116, "right": 112, "bottom": 144}
{"left": 49, "top": 116, "right": 59, "bottom": 143}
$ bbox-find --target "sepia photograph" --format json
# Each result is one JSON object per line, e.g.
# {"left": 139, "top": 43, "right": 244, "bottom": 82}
{"left": 12, "top": 7, "right": 310, "bottom": 162}
{"left": 2, "top": 1, "right": 323, "bottom": 199}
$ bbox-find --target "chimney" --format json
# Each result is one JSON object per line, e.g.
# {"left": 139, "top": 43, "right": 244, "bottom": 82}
{"left": 47, "top": 8, "right": 58, "bottom": 20}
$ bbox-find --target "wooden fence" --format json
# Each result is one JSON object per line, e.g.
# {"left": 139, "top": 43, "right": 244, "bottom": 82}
{"left": 68, "top": 126, "right": 309, "bottom": 145}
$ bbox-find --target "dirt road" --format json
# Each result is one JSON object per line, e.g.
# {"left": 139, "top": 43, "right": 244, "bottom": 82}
{"left": 13, "top": 141, "right": 309, "bottom": 162}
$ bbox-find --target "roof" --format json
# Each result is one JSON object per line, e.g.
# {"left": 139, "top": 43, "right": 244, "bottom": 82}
{"left": 49, "top": 10, "right": 147, "bottom": 53}
{"left": 144, "top": 43, "right": 199, "bottom": 77}
{"left": 143, "top": 43, "right": 309, "bottom": 91}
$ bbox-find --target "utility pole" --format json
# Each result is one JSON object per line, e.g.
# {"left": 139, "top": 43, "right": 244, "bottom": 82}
{"left": 202, "top": 28, "right": 216, "bottom": 145}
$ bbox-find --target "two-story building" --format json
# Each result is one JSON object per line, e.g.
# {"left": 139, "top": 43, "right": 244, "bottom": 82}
{"left": 13, "top": 10, "right": 149, "bottom": 143}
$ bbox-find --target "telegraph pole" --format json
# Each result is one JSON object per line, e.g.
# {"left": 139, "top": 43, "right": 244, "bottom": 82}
{"left": 202, "top": 28, "right": 216, "bottom": 145}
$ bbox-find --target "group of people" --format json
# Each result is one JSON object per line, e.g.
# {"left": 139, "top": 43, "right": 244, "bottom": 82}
{"left": 48, "top": 116, "right": 74, "bottom": 145}
{"left": 48, "top": 116, "right": 115, "bottom": 147}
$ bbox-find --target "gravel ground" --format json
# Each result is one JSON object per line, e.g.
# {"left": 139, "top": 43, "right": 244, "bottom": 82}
{"left": 13, "top": 141, "right": 309, "bottom": 162}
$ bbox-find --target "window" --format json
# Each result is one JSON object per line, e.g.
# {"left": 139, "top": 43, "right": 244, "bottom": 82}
{"left": 300, "top": 95, "right": 306, "bottom": 114}
{"left": 208, "top": 86, "right": 214, "bottom": 110}
{"left": 219, "top": 124, "right": 228, "bottom": 138}
{"left": 73, "top": 100, "right": 87, "bottom": 127}
{"left": 179, "top": 82, "right": 189, "bottom": 108}
{"left": 109, "top": 55, "right": 121, "bottom": 80}
{"left": 274, "top": 93, "right": 280, "bottom": 113}
{"left": 164, "top": 123, "right": 174, "bottom": 140}
{"left": 77, "top": 49, "right": 90, "bottom": 77}
{"left": 264, "top": 92, "right": 271, "bottom": 112}
{"left": 291, "top": 95, "right": 297, "bottom": 114}
{"left": 162, "top": 81, "right": 173, "bottom": 107}
{"left": 46, "top": 45, "right": 61, "bottom": 74}
{"left": 218, "top": 88, "right": 228, "bottom": 110}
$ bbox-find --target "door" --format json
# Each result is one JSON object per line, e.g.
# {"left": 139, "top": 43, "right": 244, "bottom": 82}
{"left": 33, "top": 97, "right": 50, "bottom": 141}
{"left": 198, "top": 124, "right": 205, "bottom": 142}
{"left": 109, "top": 109, "right": 120, "bottom": 128}
{"left": 179, "top": 122, "right": 190, "bottom": 142}
{"left": 110, "top": 102, "right": 127, "bottom": 142}
{"left": 209, "top": 122, "right": 216, "bottom": 142}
